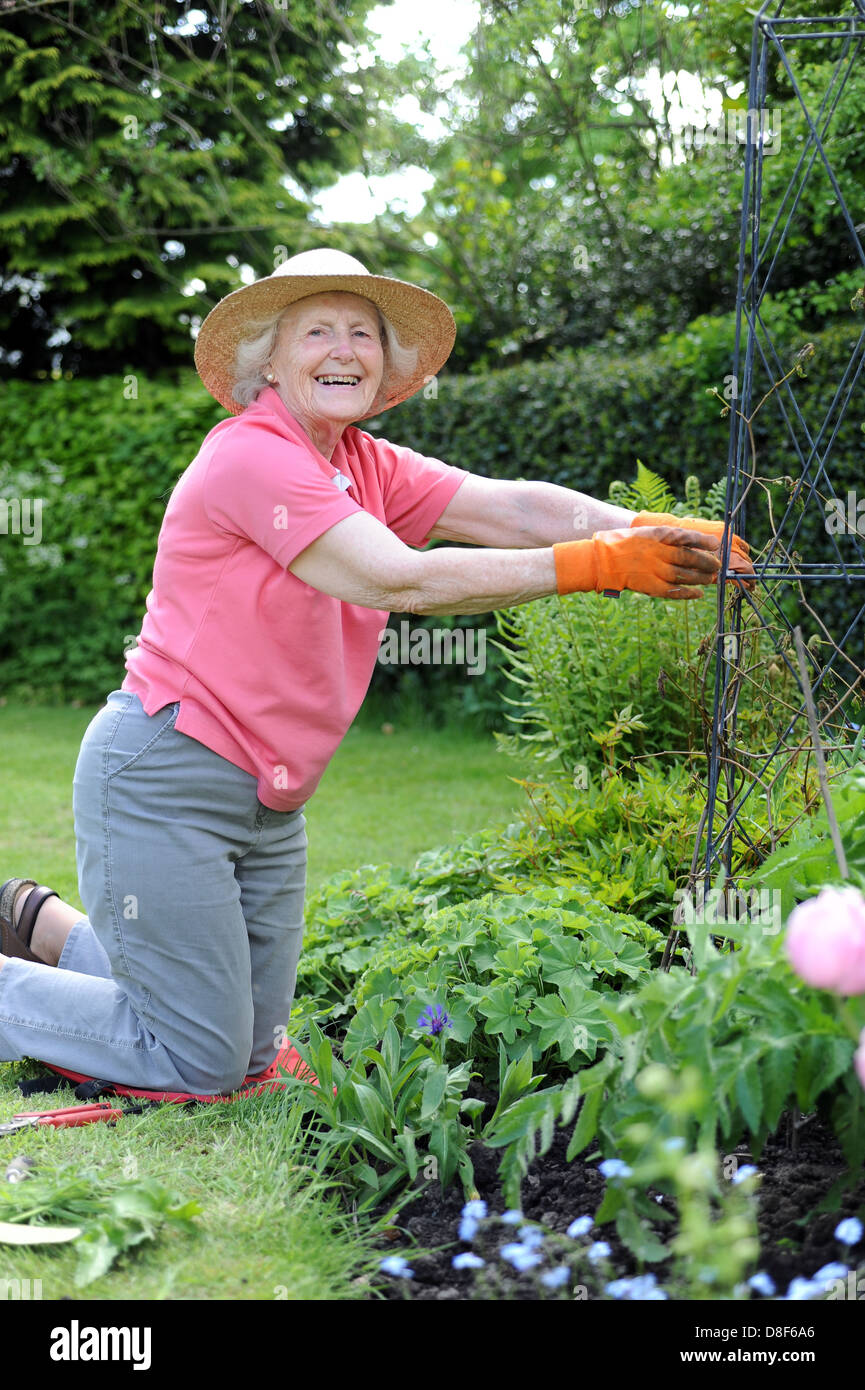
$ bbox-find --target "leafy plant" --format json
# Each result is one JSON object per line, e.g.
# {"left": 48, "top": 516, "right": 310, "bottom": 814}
{"left": 741, "top": 763, "right": 865, "bottom": 914}
{"left": 491, "top": 461, "right": 727, "bottom": 785}
{"left": 73, "top": 1181, "right": 201, "bottom": 1287}
{"left": 0, "top": 1167, "right": 201, "bottom": 1286}
{"left": 287, "top": 1015, "right": 482, "bottom": 1207}
{"left": 481, "top": 904, "right": 862, "bottom": 1222}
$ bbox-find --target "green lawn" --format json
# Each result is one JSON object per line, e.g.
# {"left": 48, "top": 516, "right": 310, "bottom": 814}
{"left": 0, "top": 1082, "right": 393, "bottom": 1301}
{"left": 0, "top": 701, "right": 525, "bottom": 1300}
{"left": 306, "top": 716, "right": 525, "bottom": 891}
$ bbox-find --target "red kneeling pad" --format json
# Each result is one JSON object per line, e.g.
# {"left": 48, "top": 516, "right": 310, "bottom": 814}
{"left": 34, "top": 1041, "right": 319, "bottom": 1104}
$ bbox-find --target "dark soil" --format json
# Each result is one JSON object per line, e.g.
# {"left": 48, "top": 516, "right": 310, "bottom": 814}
{"left": 369, "top": 1094, "right": 865, "bottom": 1303}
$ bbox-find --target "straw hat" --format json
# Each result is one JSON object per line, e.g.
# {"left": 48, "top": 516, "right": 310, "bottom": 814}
{"left": 194, "top": 248, "right": 456, "bottom": 418}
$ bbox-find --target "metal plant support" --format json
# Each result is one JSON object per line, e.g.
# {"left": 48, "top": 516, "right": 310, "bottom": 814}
{"left": 663, "top": 0, "right": 865, "bottom": 968}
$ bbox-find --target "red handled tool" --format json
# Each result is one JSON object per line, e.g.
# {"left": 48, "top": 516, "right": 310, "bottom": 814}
{"left": 0, "top": 1102, "right": 125, "bottom": 1135}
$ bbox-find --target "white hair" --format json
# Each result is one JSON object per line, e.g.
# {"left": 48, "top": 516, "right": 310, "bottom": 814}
{"left": 230, "top": 299, "right": 418, "bottom": 410}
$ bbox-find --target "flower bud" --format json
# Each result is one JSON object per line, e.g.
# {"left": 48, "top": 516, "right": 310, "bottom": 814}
{"left": 785, "top": 886, "right": 865, "bottom": 995}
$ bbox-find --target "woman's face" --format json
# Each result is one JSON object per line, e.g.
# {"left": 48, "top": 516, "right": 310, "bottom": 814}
{"left": 268, "top": 291, "right": 385, "bottom": 437}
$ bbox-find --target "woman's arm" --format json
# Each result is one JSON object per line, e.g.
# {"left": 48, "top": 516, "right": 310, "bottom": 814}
{"left": 427, "top": 476, "right": 637, "bottom": 547}
{"left": 287, "top": 509, "right": 721, "bottom": 616}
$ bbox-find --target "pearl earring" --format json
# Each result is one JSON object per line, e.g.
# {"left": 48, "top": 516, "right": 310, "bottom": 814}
{"left": 265, "top": 371, "right": 275, "bottom": 382}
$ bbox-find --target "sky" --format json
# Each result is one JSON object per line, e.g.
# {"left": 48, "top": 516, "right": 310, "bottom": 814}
{"left": 310, "top": 0, "right": 481, "bottom": 225}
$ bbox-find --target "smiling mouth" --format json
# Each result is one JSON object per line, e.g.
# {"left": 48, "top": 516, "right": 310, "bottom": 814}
{"left": 315, "top": 375, "right": 361, "bottom": 387}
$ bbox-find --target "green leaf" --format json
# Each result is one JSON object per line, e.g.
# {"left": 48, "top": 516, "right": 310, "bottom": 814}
{"left": 762, "top": 1040, "right": 797, "bottom": 1131}
{"left": 615, "top": 1205, "right": 668, "bottom": 1263}
{"left": 459, "top": 1098, "right": 487, "bottom": 1119}
{"left": 428, "top": 1119, "right": 463, "bottom": 1189}
{"left": 795, "top": 1035, "right": 854, "bottom": 1112}
{"left": 832, "top": 1073, "right": 865, "bottom": 1170}
{"left": 735, "top": 1057, "right": 764, "bottom": 1134}
{"left": 342, "top": 996, "right": 400, "bottom": 1061}
{"left": 566, "top": 1083, "right": 602, "bottom": 1159}
{"left": 348, "top": 1083, "right": 391, "bottom": 1139}
{"left": 393, "top": 1131, "right": 419, "bottom": 1182}
{"left": 420, "top": 1062, "right": 449, "bottom": 1122}
{"left": 499, "top": 1044, "right": 535, "bottom": 1111}
{"left": 343, "top": 1125, "right": 402, "bottom": 1166}
{"left": 527, "top": 981, "right": 609, "bottom": 1062}
{"left": 353, "top": 1162, "right": 381, "bottom": 1190}
{"left": 479, "top": 982, "right": 529, "bottom": 1044}
{"left": 536, "top": 935, "right": 593, "bottom": 989}
{"left": 380, "top": 1019, "right": 401, "bottom": 1078}
{"left": 483, "top": 1088, "right": 561, "bottom": 1149}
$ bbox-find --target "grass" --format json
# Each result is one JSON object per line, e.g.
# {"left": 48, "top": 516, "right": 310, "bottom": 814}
{"left": 306, "top": 715, "right": 524, "bottom": 891}
{"left": 0, "top": 1074, "right": 390, "bottom": 1301}
{"left": 0, "top": 700, "right": 524, "bottom": 1299}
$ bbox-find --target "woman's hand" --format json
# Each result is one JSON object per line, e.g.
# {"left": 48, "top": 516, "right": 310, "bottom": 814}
{"left": 553, "top": 526, "right": 723, "bottom": 600}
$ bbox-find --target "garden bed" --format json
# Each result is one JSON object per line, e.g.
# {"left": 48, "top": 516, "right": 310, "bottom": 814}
{"left": 370, "top": 1103, "right": 865, "bottom": 1302}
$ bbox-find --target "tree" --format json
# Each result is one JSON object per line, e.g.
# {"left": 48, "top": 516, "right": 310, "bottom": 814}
{"left": 340, "top": 0, "right": 864, "bottom": 371}
{"left": 0, "top": 0, "right": 389, "bottom": 376}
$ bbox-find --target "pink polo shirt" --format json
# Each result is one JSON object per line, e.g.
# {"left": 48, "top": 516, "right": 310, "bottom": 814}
{"left": 121, "top": 386, "right": 469, "bottom": 810}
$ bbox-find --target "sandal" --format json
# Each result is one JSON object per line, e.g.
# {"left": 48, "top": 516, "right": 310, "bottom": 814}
{"left": 0, "top": 879, "right": 59, "bottom": 966}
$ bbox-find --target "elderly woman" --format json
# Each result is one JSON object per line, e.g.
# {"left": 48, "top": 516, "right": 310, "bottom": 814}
{"left": 0, "top": 249, "right": 751, "bottom": 1096}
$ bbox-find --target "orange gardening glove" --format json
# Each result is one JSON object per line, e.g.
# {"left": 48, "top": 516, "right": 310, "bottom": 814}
{"left": 631, "top": 511, "right": 750, "bottom": 564}
{"left": 630, "top": 512, "right": 753, "bottom": 581}
{"left": 552, "top": 526, "right": 722, "bottom": 600}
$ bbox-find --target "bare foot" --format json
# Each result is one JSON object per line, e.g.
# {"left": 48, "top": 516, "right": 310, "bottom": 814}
{"left": 13, "top": 887, "right": 82, "bottom": 966}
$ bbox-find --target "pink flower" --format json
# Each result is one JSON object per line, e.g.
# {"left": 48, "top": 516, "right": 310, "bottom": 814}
{"left": 855, "top": 1030, "right": 865, "bottom": 1092}
{"left": 784, "top": 886, "right": 865, "bottom": 995}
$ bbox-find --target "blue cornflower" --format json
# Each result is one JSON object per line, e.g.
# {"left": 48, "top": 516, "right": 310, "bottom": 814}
{"left": 380, "top": 1255, "right": 414, "bottom": 1278}
{"left": 417, "top": 1003, "right": 453, "bottom": 1037}
{"left": 587, "top": 1241, "right": 611, "bottom": 1263}
{"left": 785, "top": 1277, "right": 821, "bottom": 1301}
{"left": 747, "top": 1271, "right": 776, "bottom": 1297}
{"left": 500, "top": 1242, "right": 543, "bottom": 1272}
{"left": 566, "top": 1216, "right": 593, "bottom": 1239}
{"left": 599, "top": 1159, "right": 632, "bottom": 1180}
{"left": 452, "top": 1252, "right": 485, "bottom": 1270}
{"left": 812, "top": 1262, "right": 847, "bottom": 1286}
{"left": 606, "top": 1274, "right": 666, "bottom": 1301}
{"left": 540, "top": 1266, "right": 571, "bottom": 1289}
{"left": 499, "top": 1210, "right": 524, "bottom": 1225}
{"left": 834, "top": 1217, "right": 863, "bottom": 1246}
{"left": 518, "top": 1226, "right": 545, "bottom": 1248}
{"left": 731, "top": 1164, "right": 759, "bottom": 1185}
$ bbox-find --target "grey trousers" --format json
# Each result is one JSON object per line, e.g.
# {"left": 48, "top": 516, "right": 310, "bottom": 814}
{"left": 0, "top": 691, "right": 308, "bottom": 1094}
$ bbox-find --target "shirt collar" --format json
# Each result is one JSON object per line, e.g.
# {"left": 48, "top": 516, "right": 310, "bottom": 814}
{"left": 252, "top": 385, "right": 356, "bottom": 489}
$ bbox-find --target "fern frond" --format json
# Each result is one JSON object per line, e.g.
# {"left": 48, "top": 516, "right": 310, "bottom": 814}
{"left": 607, "top": 459, "right": 677, "bottom": 514}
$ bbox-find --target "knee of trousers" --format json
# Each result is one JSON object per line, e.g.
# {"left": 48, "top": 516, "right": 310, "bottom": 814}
{"left": 171, "top": 1024, "right": 255, "bottom": 1097}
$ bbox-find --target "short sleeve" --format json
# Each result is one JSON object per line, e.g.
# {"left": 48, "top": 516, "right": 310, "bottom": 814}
{"left": 203, "top": 425, "right": 363, "bottom": 568}
{"left": 364, "top": 433, "right": 470, "bottom": 548}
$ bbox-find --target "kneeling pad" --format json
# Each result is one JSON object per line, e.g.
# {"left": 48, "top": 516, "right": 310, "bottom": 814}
{"left": 20, "top": 1041, "right": 319, "bottom": 1104}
